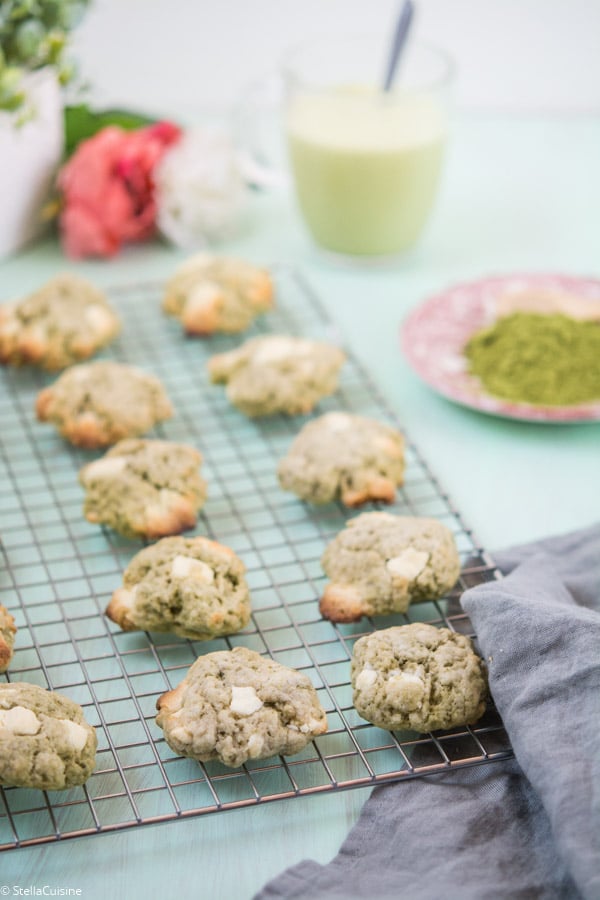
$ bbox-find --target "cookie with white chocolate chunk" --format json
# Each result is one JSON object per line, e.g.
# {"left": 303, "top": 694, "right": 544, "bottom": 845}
{"left": 79, "top": 439, "right": 206, "bottom": 539}
{"left": 0, "top": 604, "right": 16, "bottom": 673}
{"left": 351, "top": 624, "right": 487, "bottom": 732}
{"left": 156, "top": 646, "right": 327, "bottom": 768}
{"left": 320, "top": 512, "right": 461, "bottom": 623}
{"left": 107, "top": 536, "right": 251, "bottom": 639}
{"left": 277, "top": 412, "right": 405, "bottom": 506}
{"left": 163, "top": 254, "right": 274, "bottom": 335}
{"left": 0, "top": 273, "right": 120, "bottom": 370}
{"left": 36, "top": 361, "right": 173, "bottom": 448}
{"left": 207, "top": 334, "right": 345, "bottom": 417}
{"left": 0, "top": 682, "right": 97, "bottom": 790}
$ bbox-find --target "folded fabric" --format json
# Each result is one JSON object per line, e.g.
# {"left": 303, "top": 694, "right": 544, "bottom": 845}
{"left": 255, "top": 523, "right": 600, "bottom": 900}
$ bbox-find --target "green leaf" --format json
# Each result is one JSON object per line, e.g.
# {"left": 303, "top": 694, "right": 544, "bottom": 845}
{"left": 0, "top": 0, "right": 91, "bottom": 111}
{"left": 64, "top": 103, "right": 160, "bottom": 156}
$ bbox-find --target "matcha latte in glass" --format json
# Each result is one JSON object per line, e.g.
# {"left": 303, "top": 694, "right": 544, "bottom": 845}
{"left": 284, "top": 37, "right": 453, "bottom": 260}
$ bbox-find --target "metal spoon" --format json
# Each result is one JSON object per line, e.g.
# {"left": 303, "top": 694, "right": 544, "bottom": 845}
{"left": 382, "top": 0, "right": 415, "bottom": 91}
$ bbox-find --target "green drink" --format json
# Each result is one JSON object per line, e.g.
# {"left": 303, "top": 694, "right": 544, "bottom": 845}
{"left": 287, "top": 89, "right": 447, "bottom": 257}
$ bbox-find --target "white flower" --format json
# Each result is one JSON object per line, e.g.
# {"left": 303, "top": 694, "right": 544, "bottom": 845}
{"left": 155, "top": 127, "right": 247, "bottom": 248}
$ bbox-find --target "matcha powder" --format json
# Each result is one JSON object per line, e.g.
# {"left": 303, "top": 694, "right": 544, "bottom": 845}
{"left": 465, "top": 312, "right": 600, "bottom": 406}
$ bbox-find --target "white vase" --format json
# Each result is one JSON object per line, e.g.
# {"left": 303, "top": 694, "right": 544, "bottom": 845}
{"left": 0, "top": 68, "right": 64, "bottom": 259}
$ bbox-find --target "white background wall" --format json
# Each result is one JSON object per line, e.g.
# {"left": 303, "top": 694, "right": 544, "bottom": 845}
{"left": 73, "top": 0, "right": 600, "bottom": 117}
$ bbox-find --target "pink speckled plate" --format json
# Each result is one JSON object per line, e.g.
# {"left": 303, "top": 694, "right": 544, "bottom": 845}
{"left": 401, "top": 273, "right": 600, "bottom": 423}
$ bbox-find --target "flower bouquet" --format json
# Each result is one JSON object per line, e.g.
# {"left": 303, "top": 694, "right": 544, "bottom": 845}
{"left": 1, "top": 0, "right": 249, "bottom": 260}
{"left": 58, "top": 119, "right": 248, "bottom": 259}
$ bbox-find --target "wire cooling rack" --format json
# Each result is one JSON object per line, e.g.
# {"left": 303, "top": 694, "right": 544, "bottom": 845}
{"left": 0, "top": 268, "right": 511, "bottom": 850}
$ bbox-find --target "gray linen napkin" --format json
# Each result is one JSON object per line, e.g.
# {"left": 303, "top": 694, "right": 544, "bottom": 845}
{"left": 255, "top": 523, "right": 600, "bottom": 900}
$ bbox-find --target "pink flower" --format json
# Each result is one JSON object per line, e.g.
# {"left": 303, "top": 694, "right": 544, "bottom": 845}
{"left": 58, "top": 121, "right": 181, "bottom": 259}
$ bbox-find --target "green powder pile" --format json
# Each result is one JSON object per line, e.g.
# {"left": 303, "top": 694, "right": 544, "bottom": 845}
{"left": 465, "top": 312, "right": 600, "bottom": 406}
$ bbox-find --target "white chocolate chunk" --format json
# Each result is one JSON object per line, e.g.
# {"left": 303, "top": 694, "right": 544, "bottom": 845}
{"left": 83, "top": 456, "right": 127, "bottom": 482}
{"left": 386, "top": 548, "right": 429, "bottom": 581}
{"left": 299, "top": 717, "right": 324, "bottom": 735}
{"left": 355, "top": 667, "right": 378, "bottom": 691}
{"left": 325, "top": 412, "right": 353, "bottom": 433}
{"left": 171, "top": 555, "right": 214, "bottom": 583}
{"left": 311, "top": 717, "right": 324, "bottom": 731}
{"left": 229, "top": 685, "right": 263, "bottom": 716}
{"left": 117, "top": 584, "right": 138, "bottom": 611}
{"left": 254, "top": 337, "right": 310, "bottom": 364}
{"left": 388, "top": 672, "right": 425, "bottom": 688}
{"left": 85, "top": 304, "right": 115, "bottom": 335}
{"left": 247, "top": 733, "right": 264, "bottom": 757}
{"left": 144, "top": 489, "right": 183, "bottom": 524}
{"left": 387, "top": 671, "right": 426, "bottom": 711}
{"left": 0, "top": 706, "right": 41, "bottom": 735}
{"left": 185, "top": 281, "right": 221, "bottom": 312}
{"left": 59, "top": 719, "right": 89, "bottom": 752}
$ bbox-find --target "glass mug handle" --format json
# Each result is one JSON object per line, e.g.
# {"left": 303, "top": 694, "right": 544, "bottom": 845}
{"left": 233, "top": 74, "right": 290, "bottom": 191}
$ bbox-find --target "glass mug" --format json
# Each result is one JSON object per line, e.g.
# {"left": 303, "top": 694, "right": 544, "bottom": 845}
{"left": 236, "top": 35, "right": 454, "bottom": 261}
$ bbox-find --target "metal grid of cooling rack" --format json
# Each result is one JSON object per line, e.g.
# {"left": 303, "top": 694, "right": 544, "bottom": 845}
{"left": 0, "top": 268, "right": 511, "bottom": 851}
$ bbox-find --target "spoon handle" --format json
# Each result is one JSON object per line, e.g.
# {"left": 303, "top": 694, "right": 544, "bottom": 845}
{"left": 383, "top": 0, "right": 415, "bottom": 91}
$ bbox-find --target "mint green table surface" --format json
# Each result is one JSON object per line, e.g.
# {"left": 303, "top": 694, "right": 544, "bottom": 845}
{"left": 1, "top": 115, "right": 599, "bottom": 899}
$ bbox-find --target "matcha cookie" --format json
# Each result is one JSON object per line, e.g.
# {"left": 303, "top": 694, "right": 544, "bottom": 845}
{"left": 163, "top": 254, "right": 274, "bottom": 335}
{"left": 0, "top": 605, "right": 16, "bottom": 673}
{"left": 156, "top": 646, "right": 328, "bottom": 768}
{"left": 79, "top": 439, "right": 206, "bottom": 539}
{"left": 107, "top": 536, "right": 251, "bottom": 639}
{"left": 0, "top": 273, "right": 120, "bottom": 370}
{"left": 208, "top": 335, "right": 346, "bottom": 417}
{"left": 320, "top": 513, "right": 461, "bottom": 623}
{"left": 351, "top": 624, "right": 487, "bottom": 732}
{"left": 36, "top": 361, "right": 173, "bottom": 448}
{"left": 278, "top": 412, "right": 405, "bottom": 506}
{"left": 0, "top": 682, "right": 97, "bottom": 790}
